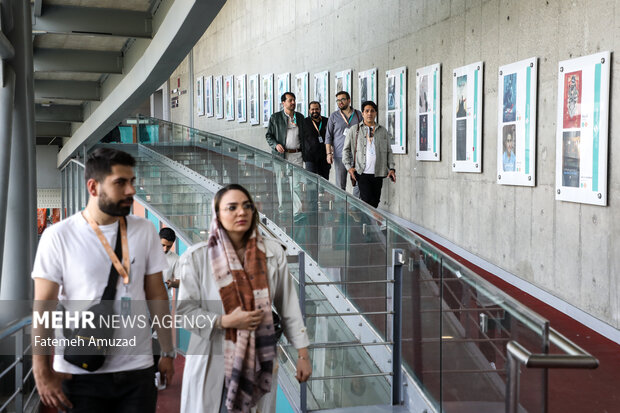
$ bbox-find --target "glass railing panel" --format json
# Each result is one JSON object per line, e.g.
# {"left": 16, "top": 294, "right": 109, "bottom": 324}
{"left": 291, "top": 168, "right": 320, "bottom": 258}
{"left": 315, "top": 181, "right": 348, "bottom": 283}
{"left": 440, "top": 259, "right": 547, "bottom": 412}
{"left": 387, "top": 221, "right": 442, "bottom": 407}
{"left": 269, "top": 158, "right": 294, "bottom": 239}
{"left": 220, "top": 140, "right": 240, "bottom": 186}
{"left": 342, "top": 197, "right": 389, "bottom": 340}
{"left": 250, "top": 151, "right": 277, "bottom": 223}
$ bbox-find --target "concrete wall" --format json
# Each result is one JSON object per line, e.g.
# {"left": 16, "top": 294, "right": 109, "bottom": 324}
{"left": 168, "top": 0, "right": 620, "bottom": 330}
{"left": 36, "top": 145, "right": 61, "bottom": 189}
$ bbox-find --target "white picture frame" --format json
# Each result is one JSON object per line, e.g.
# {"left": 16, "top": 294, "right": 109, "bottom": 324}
{"left": 385, "top": 66, "right": 407, "bottom": 154}
{"left": 416, "top": 63, "right": 441, "bottom": 161}
{"left": 497, "top": 57, "right": 538, "bottom": 186}
{"left": 295, "top": 72, "right": 309, "bottom": 116}
{"left": 555, "top": 51, "right": 610, "bottom": 206}
{"left": 262, "top": 73, "right": 274, "bottom": 127}
{"left": 236, "top": 74, "right": 246, "bottom": 123}
{"left": 225, "top": 75, "right": 234, "bottom": 121}
{"left": 313, "top": 71, "right": 329, "bottom": 117}
{"left": 335, "top": 69, "right": 352, "bottom": 111}
{"left": 249, "top": 74, "right": 259, "bottom": 125}
{"left": 452, "top": 61, "right": 483, "bottom": 173}
{"left": 215, "top": 75, "right": 223, "bottom": 119}
{"left": 196, "top": 76, "right": 204, "bottom": 116}
{"left": 358, "top": 68, "right": 378, "bottom": 110}
{"left": 205, "top": 75, "right": 214, "bottom": 117}
{"left": 277, "top": 72, "right": 290, "bottom": 112}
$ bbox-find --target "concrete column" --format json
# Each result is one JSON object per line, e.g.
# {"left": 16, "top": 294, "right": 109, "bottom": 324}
{"left": 0, "top": 0, "right": 35, "bottom": 303}
{"left": 0, "top": 64, "right": 15, "bottom": 286}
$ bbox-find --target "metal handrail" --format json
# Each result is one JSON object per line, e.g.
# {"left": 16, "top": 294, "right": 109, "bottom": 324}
{"left": 0, "top": 316, "right": 33, "bottom": 413}
{"left": 506, "top": 327, "right": 598, "bottom": 413}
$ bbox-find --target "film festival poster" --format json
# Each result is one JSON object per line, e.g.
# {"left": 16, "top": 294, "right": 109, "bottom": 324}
{"left": 262, "top": 73, "right": 273, "bottom": 127}
{"left": 452, "top": 62, "right": 483, "bottom": 173}
{"left": 277, "top": 73, "right": 290, "bottom": 111}
{"left": 205, "top": 75, "right": 213, "bottom": 117}
{"left": 455, "top": 74, "right": 467, "bottom": 161}
{"left": 416, "top": 63, "right": 441, "bottom": 161}
{"left": 196, "top": 76, "right": 204, "bottom": 116}
{"left": 249, "top": 74, "right": 259, "bottom": 125}
{"left": 215, "top": 76, "right": 223, "bottom": 119}
{"left": 502, "top": 124, "right": 516, "bottom": 172}
{"left": 225, "top": 75, "right": 234, "bottom": 121}
{"left": 503, "top": 72, "right": 517, "bottom": 123}
{"left": 555, "top": 51, "right": 610, "bottom": 206}
{"left": 236, "top": 74, "right": 246, "bottom": 123}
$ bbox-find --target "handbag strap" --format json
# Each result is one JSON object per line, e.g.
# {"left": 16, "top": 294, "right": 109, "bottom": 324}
{"left": 102, "top": 218, "right": 125, "bottom": 301}
{"left": 352, "top": 124, "right": 361, "bottom": 169}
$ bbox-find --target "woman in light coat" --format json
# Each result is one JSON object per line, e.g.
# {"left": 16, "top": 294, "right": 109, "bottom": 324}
{"left": 177, "top": 184, "right": 311, "bottom": 413}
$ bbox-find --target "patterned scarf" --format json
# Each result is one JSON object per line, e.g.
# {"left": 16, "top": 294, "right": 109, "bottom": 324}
{"left": 207, "top": 205, "right": 277, "bottom": 413}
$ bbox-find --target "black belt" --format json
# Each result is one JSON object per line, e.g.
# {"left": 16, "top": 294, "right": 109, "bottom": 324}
{"left": 285, "top": 148, "right": 301, "bottom": 153}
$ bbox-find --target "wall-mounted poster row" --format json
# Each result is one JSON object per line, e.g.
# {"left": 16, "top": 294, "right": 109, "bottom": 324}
{"left": 497, "top": 57, "right": 537, "bottom": 186}
{"left": 416, "top": 64, "right": 441, "bottom": 161}
{"left": 452, "top": 62, "right": 483, "bottom": 173}
{"left": 386, "top": 67, "right": 406, "bottom": 154}
{"left": 555, "top": 51, "right": 610, "bottom": 206}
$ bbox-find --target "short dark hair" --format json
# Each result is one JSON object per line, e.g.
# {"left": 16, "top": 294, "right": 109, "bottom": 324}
{"left": 281, "top": 92, "right": 296, "bottom": 102}
{"left": 336, "top": 91, "right": 350, "bottom": 100}
{"left": 361, "top": 100, "right": 378, "bottom": 112}
{"left": 214, "top": 184, "right": 259, "bottom": 246}
{"left": 84, "top": 147, "right": 136, "bottom": 183}
{"left": 308, "top": 101, "right": 321, "bottom": 109}
{"left": 159, "top": 227, "right": 176, "bottom": 242}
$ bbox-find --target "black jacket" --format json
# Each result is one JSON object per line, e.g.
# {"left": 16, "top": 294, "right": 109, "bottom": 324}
{"left": 301, "top": 116, "right": 329, "bottom": 164}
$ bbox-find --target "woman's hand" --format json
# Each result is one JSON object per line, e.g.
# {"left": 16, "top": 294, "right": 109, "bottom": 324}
{"left": 295, "top": 349, "right": 312, "bottom": 383}
{"left": 221, "top": 306, "right": 263, "bottom": 331}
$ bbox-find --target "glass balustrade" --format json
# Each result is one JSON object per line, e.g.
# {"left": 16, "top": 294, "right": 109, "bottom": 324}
{"left": 59, "top": 116, "right": 556, "bottom": 412}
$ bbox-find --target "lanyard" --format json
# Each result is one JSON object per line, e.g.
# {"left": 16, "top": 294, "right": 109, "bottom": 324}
{"left": 83, "top": 210, "right": 130, "bottom": 285}
{"left": 287, "top": 112, "right": 297, "bottom": 126}
{"left": 312, "top": 119, "right": 323, "bottom": 134}
{"left": 339, "top": 110, "right": 355, "bottom": 125}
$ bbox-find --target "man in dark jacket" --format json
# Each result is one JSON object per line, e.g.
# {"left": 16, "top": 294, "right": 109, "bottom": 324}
{"left": 301, "top": 101, "right": 330, "bottom": 180}
{"left": 265, "top": 92, "right": 305, "bottom": 167}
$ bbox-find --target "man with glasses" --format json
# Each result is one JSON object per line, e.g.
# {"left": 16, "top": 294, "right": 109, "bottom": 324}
{"left": 326, "top": 91, "right": 362, "bottom": 196}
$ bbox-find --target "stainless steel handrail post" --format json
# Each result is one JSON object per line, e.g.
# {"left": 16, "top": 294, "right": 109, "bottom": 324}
{"left": 392, "top": 249, "right": 404, "bottom": 406}
{"left": 298, "top": 251, "right": 307, "bottom": 413}
{"left": 505, "top": 327, "right": 598, "bottom": 413}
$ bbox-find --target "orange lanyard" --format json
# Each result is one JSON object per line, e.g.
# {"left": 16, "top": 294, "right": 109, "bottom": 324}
{"left": 83, "top": 210, "right": 130, "bottom": 285}
{"left": 339, "top": 110, "right": 355, "bottom": 125}
{"left": 312, "top": 119, "right": 322, "bottom": 134}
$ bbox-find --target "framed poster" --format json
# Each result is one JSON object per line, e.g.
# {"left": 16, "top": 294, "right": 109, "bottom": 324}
{"left": 262, "top": 73, "right": 274, "bottom": 127}
{"left": 416, "top": 64, "right": 441, "bottom": 161}
{"left": 497, "top": 57, "right": 537, "bottom": 186}
{"left": 452, "top": 62, "right": 483, "bottom": 173}
{"left": 215, "top": 75, "right": 223, "bottom": 119}
{"left": 236, "top": 74, "right": 247, "bottom": 123}
{"left": 385, "top": 66, "right": 407, "bottom": 154}
{"left": 335, "top": 69, "right": 352, "bottom": 110}
{"left": 314, "top": 71, "right": 329, "bottom": 117}
{"left": 295, "top": 72, "right": 309, "bottom": 116}
{"left": 358, "top": 68, "right": 378, "bottom": 109}
{"left": 277, "top": 72, "right": 290, "bottom": 111}
{"left": 555, "top": 51, "right": 610, "bottom": 206}
{"left": 225, "top": 75, "right": 234, "bottom": 121}
{"left": 205, "top": 75, "right": 214, "bottom": 117}
{"left": 249, "top": 74, "right": 259, "bottom": 125}
{"left": 196, "top": 76, "right": 205, "bottom": 116}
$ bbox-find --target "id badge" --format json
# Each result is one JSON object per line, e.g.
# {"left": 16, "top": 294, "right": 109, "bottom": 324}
{"left": 121, "top": 287, "right": 131, "bottom": 316}
{"left": 343, "top": 127, "right": 349, "bottom": 137}
{"left": 318, "top": 135, "right": 324, "bottom": 143}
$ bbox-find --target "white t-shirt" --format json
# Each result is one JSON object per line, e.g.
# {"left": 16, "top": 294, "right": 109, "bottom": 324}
{"left": 363, "top": 137, "right": 377, "bottom": 174}
{"left": 31, "top": 212, "right": 168, "bottom": 374}
{"left": 163, "top": 251, "right": 179, "bottom": 283}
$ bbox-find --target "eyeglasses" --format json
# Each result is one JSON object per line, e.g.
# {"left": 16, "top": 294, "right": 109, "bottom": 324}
{"left": 336, "top": 98, "right": 349, "bottom": 103}
{"left": 221, "top": 203, "right": 255, "bottom": 213}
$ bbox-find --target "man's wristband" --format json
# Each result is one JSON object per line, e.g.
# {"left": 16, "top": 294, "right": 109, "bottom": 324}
{"left": 161, "top": 350, "right": 177, "bottom": 359}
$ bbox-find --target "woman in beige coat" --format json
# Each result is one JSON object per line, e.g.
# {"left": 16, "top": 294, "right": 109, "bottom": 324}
{"left": 177, "top": 184, "right": 311, "bottom": 413}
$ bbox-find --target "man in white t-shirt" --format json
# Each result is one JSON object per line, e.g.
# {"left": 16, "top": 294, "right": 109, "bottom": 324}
{"left": 32, "top": 148, "right": 175, "bottom": 412}
{"left": 159, "top": 227, "right": 179, "bottom": 289}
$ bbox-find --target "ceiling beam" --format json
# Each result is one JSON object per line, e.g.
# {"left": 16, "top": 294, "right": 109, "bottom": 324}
{"left": 35, "top": 104, "right": 83, "bottom": 122}
{"left": 36, "top": 136, "right": 62, "bottom": 146}
{"left": 35, "top": 80, "right": 99, "bottom": 101}
{"left": 36, "top": 121, "right": 72, "bottom": 137}
{"left": 32, "top": 5, "right": 152, "bottom": 39}
{"left": 34, "top": 48, "right": 123, "bottom": 74}
{"left": 58, "top": 0, "right": 227, "bottom": 166}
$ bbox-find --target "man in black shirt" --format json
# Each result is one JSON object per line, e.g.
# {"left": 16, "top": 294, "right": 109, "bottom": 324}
{"left": 301, "top": 101, "right": 330, "bottom": 180}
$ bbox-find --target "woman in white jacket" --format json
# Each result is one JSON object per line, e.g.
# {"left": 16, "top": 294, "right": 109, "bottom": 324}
{"left": 177, "top": 184, "right": 311, "bottom": 413}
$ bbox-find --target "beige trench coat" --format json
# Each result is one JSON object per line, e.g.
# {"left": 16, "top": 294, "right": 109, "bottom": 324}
{"left": 177, "top": 237, "right": 310, "bottom": 413}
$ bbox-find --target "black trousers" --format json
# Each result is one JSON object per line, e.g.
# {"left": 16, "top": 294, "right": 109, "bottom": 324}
{"left": 305, "top": 161, "right": 331, "bottom": 180}
{"left": 62, "top": 366, "right": 157, "bottom": 413}
{"left": 356, "top": 173, "right": 383, "bottom": 208}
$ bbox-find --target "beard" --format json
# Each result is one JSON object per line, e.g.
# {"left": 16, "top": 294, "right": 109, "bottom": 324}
{"left": 311, "top": 113, "right": 321, "bottom": 120}
{"left": 98, "top": 190, "right": 133, "bottom": 217}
